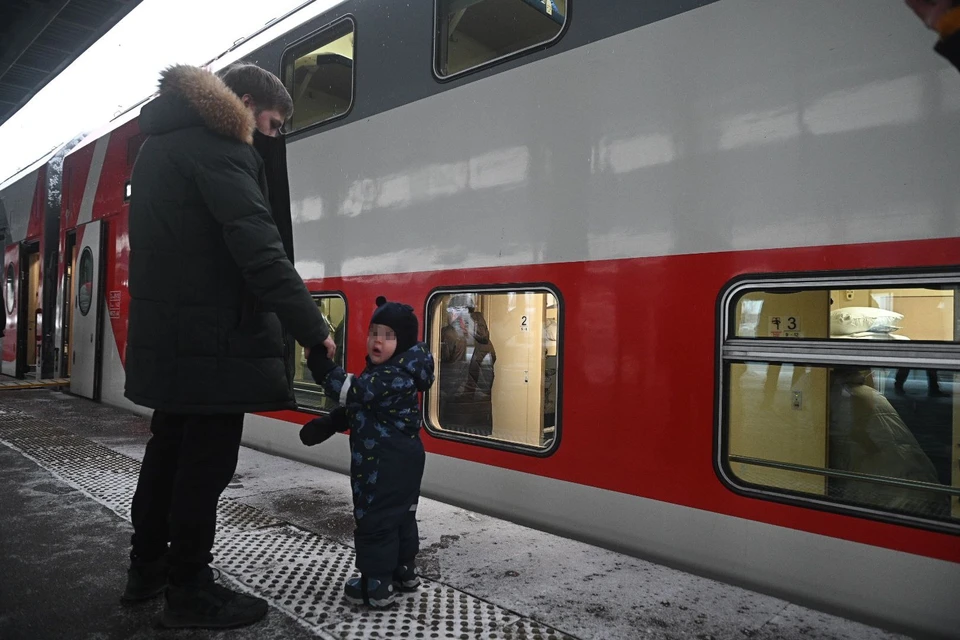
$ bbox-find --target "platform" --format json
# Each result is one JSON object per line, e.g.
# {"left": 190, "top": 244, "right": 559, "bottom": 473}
{"left": 0, "top": 390, "right": 908, "bottom": 640}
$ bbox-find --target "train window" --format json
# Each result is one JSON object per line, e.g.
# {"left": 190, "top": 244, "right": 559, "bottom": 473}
{"left": 425, "top": 287, "right": 560, "bottom": 454}
{"left": 281, "top": 18, "right": 355, "bottom": 133}
{"left": 435, "top": 0, "right": 568, "bottom": 78}
{"left": 293, "top": 294, "right": 347, "bottom": 412}
{"left": 77, "top": 248, "right": 94, "bottom": 316}
{"left": 5, "top": 263, "right": 14, "bottom": 315}
{"left": 733, "top": 287, "right": 957, "bottom": 341}
{"left": 720, "top": 275, "right": 960, "bottom": 531}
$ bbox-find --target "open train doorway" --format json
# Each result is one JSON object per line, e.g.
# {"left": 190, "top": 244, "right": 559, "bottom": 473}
{"left": 17, "top": 242, "right": 42, "bottom": 377}
{"left": 16, "top": 242, "right": 40, "bottom": 379}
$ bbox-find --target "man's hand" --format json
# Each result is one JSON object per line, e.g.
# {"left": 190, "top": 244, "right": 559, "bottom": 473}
{"left": 304, "top": 336, "right": 337, "bottom": 361}
{"left": 906, "top": 0, "right": 954, "bottom": 30}
{"left": 322, "top": 335, "right": 336, "bottom": 359}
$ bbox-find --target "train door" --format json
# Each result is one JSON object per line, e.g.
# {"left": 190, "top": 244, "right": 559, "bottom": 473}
{"left": 61, "top": 231, "right": 77, "bottom": 378}
{"left": 69, "top": 221, "right": 105, "bottom": 400}
{"left": 18, "top": 242, "right": 40, "bottom": 379}
{"left": 2, "top": 245, "right": 19, "bottom": 377}
{"left": 488, "top": 293, "right": 546, "bottom": 445}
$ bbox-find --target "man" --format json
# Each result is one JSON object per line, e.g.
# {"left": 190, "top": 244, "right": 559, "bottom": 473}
{"left": 122, "top": 62, "right": 335, "bottom": 629}
{"left": 906, "top": 0, "right": 960, "bottom": 71}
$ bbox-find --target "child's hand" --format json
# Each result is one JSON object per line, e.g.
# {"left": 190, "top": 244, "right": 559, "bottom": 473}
{"left": 299, "top": 414, "right": 339, "bottom": 446}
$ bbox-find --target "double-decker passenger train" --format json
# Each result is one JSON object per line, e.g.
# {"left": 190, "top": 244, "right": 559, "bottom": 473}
{"left": 1, "top": 1, "right": 958, "bottom": 637}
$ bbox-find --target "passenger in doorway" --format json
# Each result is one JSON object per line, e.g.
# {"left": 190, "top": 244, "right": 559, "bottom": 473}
{"left": 299, "top": 297, "right": 435, "bottom": 608}
{"left": 123, "top": 63, "right": 335, "bottom": 629}
{"left": 906, "top": 0, "right": 960, "bottom": 71}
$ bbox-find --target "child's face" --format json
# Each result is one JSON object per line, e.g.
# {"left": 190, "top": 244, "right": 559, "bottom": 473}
{"left": 367, "top": 323, "right": 397, "bottom": 364}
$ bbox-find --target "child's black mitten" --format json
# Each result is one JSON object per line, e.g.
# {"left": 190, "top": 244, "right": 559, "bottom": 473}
{"left": 306, "top": 347, "right": 337, "bottom": 384}
{"left": 299, "top": 414, "right": 338, "bottom": 446}
{"left": 299, "top": 407, "right": 350, "bottom": 446}
{"left": 328, "top": 406, "right": 349, "bottom": 432}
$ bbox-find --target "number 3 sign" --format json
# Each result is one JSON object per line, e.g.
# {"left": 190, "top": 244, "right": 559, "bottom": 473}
{"left": 769, "top": 315, "right": 802, "bottom": 338}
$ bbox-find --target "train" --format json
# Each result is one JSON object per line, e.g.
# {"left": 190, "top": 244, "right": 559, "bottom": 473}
{"left": 1, "top": 1, "right": 958, "bottom": 637}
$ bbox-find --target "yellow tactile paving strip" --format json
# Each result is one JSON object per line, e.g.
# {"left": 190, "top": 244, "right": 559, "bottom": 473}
{"left": 0, "top": 378, "right": 69, "bottom": 391}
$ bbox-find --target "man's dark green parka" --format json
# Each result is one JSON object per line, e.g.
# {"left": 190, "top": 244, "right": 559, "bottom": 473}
{"left": 124, "top": 65, "right": 327, "bottom": 414}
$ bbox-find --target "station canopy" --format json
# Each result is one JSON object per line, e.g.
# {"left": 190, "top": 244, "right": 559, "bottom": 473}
{"left": 0, "top": 0, "right": 144, "bottom": 128}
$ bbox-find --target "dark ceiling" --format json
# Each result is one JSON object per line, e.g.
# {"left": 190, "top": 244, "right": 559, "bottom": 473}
{"left": 0, "top": 0, "right": 145, "bottom": 129}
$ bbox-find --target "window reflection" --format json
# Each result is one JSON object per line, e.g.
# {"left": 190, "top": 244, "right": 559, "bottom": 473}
{"left": 281, "top": 19, "right": 354, "bottom": 132}
{"left": 294, "top": 295, "right": 346, "bottom": 412}
{"left": 436, "top": 0, "right": 567, "bottom": 78}
{"left": 727, "top": 362, "right": 957, "bottom": 521}
{"left": 427, "top": 289, "right": 560, "bottom": 451}
{"left": 828, "top": 367, "right": 950, "bottom": 518}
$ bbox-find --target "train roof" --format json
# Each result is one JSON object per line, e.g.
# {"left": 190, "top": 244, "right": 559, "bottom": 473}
{"left": 65, "top": 0, "right": 347, "bottom": 160}
{"left": 0, "top": 143, "right": 65, "bottom": 192}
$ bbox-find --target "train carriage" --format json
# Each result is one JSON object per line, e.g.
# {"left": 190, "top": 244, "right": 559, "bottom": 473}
{"left": 1, "top": 1, "right": 958, "bottom": 637}
{"left": 0, "top": 143, "right": 74, "bottom": 383}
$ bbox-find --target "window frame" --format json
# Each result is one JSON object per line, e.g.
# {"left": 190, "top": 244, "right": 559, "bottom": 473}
{"left": 432, "top": 0, "right": 571, "bottom": 82}
{"left": 715, "top": 269, "right": 960, "bottom": 535}
{"left": 279, "top": 15, "right": 357, "bottom": 135}
{"left": 293, "top": 290, "right": 349, "bottom": 415}
{"left": 423, "top": 282, "right": 563, "bottom": 457}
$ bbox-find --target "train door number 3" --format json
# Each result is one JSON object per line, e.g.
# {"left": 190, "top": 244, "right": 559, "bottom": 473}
{"left": 769, "top": 315, "right": 802, "bottom": 338}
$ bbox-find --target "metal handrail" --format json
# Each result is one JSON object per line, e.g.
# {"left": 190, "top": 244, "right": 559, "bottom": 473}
{"left": 730, "top": 454, "right": 960, "bottom": 497}
{"left": 722, "top": 339, "right": 960, "bottom": 370}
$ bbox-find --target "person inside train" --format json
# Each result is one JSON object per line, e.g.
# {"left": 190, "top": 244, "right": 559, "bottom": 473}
{"left": 906, "top": 0, "right": 960, "bottom": 71}
{"left": 894, "top": 368, "right": 945, "bottom": 396}
{"left": 122, "top": 63, "right": 336, "bottom": 629}
{"left": 828, "top": 366, "right": 948, "bottom": 518}
{"left": 438, "top": 296, "right": 496, "bottom": 435}
{"left": 299, "top": 297, "right": 435, "bottom": 608}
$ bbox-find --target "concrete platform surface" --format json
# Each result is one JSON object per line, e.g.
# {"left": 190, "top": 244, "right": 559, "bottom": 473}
{"left": 0, "top": 390, "right": 910, "bottom": 640}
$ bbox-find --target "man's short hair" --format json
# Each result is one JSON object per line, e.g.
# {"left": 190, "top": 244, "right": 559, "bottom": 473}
{"left": 218, "top": 63, "right": 294, "bottom": 117}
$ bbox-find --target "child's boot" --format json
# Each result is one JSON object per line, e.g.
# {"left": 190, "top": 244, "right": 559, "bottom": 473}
{"left": 344, "top": 575, "right": 397, "bottom": 608}
{"left": 393, "top": 563, "right": 420, "bottom": 592}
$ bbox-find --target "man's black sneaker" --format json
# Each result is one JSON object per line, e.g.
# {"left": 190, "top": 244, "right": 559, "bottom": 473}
{"left": 121, "top": 554, "right": 169, "bottom": 603}
{"left": 393, "top": 564, "right": 421, "bottom": 592}
{"left": 160, "top": 567, "right": 268, "bottom": 629}
{"left": 344, "top": 576, "right": 397, "bottom": 608}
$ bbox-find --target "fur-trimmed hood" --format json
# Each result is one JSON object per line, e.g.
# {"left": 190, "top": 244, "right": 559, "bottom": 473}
{"left": 139, "top": 65, "right": 255, "bottom": 144}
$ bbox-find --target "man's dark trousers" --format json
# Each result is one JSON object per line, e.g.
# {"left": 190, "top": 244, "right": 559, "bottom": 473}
{"left": 130, "top": 411, "right": 244, "bottom": 582}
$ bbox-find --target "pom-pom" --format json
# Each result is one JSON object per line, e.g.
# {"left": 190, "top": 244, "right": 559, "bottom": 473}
{"left": 375, "top": 296, "right": 387, "bottom": 307}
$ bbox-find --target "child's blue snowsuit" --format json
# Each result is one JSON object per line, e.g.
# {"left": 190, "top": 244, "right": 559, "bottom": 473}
{"left": 308, "top": 343, "right": 435, "bottom": 579}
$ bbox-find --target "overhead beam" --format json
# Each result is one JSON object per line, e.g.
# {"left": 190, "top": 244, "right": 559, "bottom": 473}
{"left": 0, "top": 0, "right": 145, "bottom": 128}
{"left": 0, "top": 0, "right": 72, "bottom": 81}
